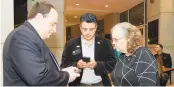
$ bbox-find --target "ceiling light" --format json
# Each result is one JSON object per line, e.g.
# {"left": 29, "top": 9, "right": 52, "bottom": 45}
{"left": 74, "top": 16, "right": 77, "bottom": 18}
{"left": 76, "top": 4, "right": 79, "bottom": 6}
{"left": 105, "top": 5, "right": 108, "bottom": 7}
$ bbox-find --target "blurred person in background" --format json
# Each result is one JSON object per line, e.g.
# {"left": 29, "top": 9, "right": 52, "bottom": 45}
{"left": 154, "top": 44, "right": 172, "bottom": 86}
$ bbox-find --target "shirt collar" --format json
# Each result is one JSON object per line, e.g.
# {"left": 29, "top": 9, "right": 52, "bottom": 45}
{"left": 81, "top": 35, "right": 95, "bottom": 46}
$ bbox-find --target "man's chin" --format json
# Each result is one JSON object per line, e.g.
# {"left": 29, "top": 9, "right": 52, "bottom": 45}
{"left": 45, "top": 36, "right": 50, "bottom": 39}
{"left": 85, "top": 37, "right": 92, "bottom": 41}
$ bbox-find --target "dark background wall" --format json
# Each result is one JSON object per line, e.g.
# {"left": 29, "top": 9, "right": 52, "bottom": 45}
{"left": 14, "top": 0, "right": 27, "bottom": 28}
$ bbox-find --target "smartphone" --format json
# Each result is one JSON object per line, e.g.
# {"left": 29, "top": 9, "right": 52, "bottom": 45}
{"left": 82, "top": 57, "right": 90, "bottom": 62}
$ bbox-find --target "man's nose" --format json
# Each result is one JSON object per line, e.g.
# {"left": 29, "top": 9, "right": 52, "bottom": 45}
{"left": 53, "top": 26, "right": 56, "bottom": 32}
{"left": 112, "top": 41, "right": 116, "bottom": 46}
{"left": 86, "top": 30, "right": 90, "bottom": 34}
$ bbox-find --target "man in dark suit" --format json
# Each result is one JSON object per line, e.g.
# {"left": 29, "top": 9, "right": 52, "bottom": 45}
{"left": 154, "top": 44, "right": 172, "bottom": 86}
{"left": 60, "top": 13, "right": 116, "bottom": 86}
{"left": 3, "top": 1, "right": 80, "bottom": 86}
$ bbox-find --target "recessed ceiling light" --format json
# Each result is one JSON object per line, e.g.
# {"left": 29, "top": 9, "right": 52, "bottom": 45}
{"left": 105, "top": 5, "right": 108, "bottom": 7}
{"left": 74, "top": 16, "right": 77, "bottom": 18}
{"left": 76, "top": 4, "right": 79, "bottom": 6}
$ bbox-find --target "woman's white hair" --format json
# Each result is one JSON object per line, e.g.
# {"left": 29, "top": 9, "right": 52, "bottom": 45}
{"left": 111, "top": 22, "right": 143, "bottom": 53}
{"left": 111, "top": 22, "right": 138, "bottom": 35}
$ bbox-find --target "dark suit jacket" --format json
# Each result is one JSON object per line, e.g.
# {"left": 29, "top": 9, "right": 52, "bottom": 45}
{"left": 154, "top": 52, "right": 172, "bottom": 85}
{"left": 154, "top": 52, "right": 172, "bottom": 68}
{"left": 60, "top": 36, "right": 116, "bottom": 86}
{"left": 3, "top": 21, "right": 69, "bottom": 86}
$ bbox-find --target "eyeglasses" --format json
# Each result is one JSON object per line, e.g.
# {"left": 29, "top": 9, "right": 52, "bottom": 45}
{"left": 51, "top": 22, "right": 57, "bottom": 27}
{"left": 111, "top": 36, "right": 125, "bottom": 43}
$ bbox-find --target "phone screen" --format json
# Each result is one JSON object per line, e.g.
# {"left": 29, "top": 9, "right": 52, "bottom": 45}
{"left": 82, "top": 57, "right": 90, "bottom": 62}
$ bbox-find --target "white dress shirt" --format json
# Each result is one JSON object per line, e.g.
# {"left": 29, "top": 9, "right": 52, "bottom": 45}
{"left": 80, "top": 36, "right": 102, "bottom": 84}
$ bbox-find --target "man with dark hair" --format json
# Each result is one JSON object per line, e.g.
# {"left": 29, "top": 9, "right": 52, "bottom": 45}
{"left": 154, "top": 44, "right": 172, "bottom": 86}
{"left": 60, "top": 13, "right": 116, "bottom": 86}
{"left": 3, "top": 1, "right": 80, "bottom": 86}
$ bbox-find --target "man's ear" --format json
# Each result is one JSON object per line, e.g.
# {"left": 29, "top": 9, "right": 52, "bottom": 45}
{"left": 79, "top": 24, "right": 81, "bottom": 28}
{"left": 79, "top": 24, "right": 82, "bottom": 31}
{"left": 35, "top": 13, "right": 44, "bottom": 21}
{"left": 95, "top": 25, "right": 98, "bottom": 29}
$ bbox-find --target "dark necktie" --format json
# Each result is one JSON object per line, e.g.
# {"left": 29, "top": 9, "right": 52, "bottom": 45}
{"left": 156, "top": 54, "right": 163, "bottom": 77}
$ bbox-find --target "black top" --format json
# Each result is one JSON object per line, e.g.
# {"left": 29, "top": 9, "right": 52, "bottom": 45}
{"left": 60, "top": 35, "right": 116, "bottom": 86}
{"left": 111, "top": 46, "right": 159, "bottom": 86}
{"left": 154, "top": 52, "right": 172, "bottom": 68}
{"left": 3, "top": 21, "right": 69, "bottom": 86}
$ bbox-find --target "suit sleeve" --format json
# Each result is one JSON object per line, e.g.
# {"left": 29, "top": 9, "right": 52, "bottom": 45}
{"left": 8, "top": 32, "right": 69, "bottom": 86}
{"left": 61, "top": 42, "right": 77, "bottom": 68}
{"left": 94, "top": 39, "right": 116, "bottom": 75}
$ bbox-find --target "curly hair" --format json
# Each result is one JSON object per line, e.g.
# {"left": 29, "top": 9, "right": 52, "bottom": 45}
{"left": 112, "top": 22, "right": 143, "bottom": 54}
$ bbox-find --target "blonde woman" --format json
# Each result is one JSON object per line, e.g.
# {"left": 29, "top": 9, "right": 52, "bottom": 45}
{"left": 110, "top": 22, "right": 159, "bottom": 86}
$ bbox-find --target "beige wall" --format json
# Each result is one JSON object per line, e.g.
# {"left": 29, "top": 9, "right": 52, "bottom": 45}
{"left": 0, "top": 0, "right": 2, "bottom": 85}
{"left": 147, "top": 0, "right": 174, "bottom": 68}
{"left": 104, "top": 13, "right": 120, "bottom": 34}
{"left": 147, "top": 0, "right": 160, "bottom": 22}
{"left": 47, "top": 0, "right": 65, "bottom": 63}
{"left": 160, "top": 0, "right": 173, "bottom": 13}
{"left": 147, "top": 0, "right": 160, "bottom": 54}
{"left": 0, "top": 0, "right": 14, "bottom": 85}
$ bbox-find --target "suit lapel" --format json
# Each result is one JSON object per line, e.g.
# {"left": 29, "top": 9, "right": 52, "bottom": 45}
{"left": 94, "top": 36, "right": 101, "bottom": 60}
{"left": 49, "top": 51, "right": 61, "bottom": 71}
{"left": 73, "top": 36, "right": 83, "bottom": 60}
{"left": 23, "top": 21, "right": 61, "bottom": 71}
{"left": 42, "top": 42, "right": 60, "bottom": 71}
{"left": 42, "top": 40, "right": 61, "bottom": 71}
{"left": 161, "top": 52, "right": 165, "bottom": 60}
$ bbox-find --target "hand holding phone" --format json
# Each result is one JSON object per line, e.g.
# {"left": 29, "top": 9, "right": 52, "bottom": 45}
{"left": 77, "top": 59, "right": 88, "bottom": 69}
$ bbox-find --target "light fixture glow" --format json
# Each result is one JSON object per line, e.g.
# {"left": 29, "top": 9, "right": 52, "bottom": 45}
{"left": 76, "top": 4, "right": 79, "bottom": 6}
{"left": 105, "top": 5, "right": 108, "bottom": 7}
{"left": 74, "top": 16, "right": 77, "bottom": 18}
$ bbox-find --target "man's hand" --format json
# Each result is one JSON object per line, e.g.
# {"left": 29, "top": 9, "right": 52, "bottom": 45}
{"left": 87, "top": 60, "right": 97, "bottom": 69}
{"left": 62, "top": 66, "right": 80, "bottom": 83}
{"left": 77, "top": 59, "right": 88, "bottom": 69}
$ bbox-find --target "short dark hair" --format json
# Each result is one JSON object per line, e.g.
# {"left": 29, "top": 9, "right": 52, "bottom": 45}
{"left": 28, "top": 0, "right": 56, "bottom": 19}
{"left": 80, "top": 13, "right": 97, "bottom": 24}
{"left": 156, "top": 44, "right": 163, "bottom": 49}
